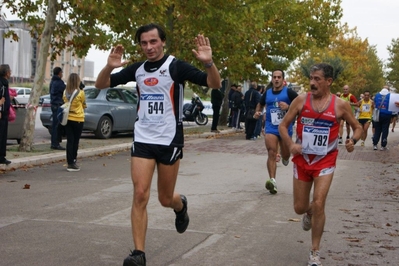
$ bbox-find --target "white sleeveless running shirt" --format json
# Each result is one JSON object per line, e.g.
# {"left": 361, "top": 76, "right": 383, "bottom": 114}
{"left": 135, "top": 55, "right": 182, "bottom": 145}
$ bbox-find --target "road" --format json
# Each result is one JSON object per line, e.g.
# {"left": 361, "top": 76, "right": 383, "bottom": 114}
{"left": 1, "top": 129, "right": 398, "bottom": 265}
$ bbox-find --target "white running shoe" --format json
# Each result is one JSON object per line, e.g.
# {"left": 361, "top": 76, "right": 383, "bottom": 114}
{"left": 308, "top": 250, "right": 322, "bottom": 266}
{"left": 265, "top": 178, "right": 277, "bottom": 194}
{"left": 302, "top": 212, "right": 312, "bottom": 231}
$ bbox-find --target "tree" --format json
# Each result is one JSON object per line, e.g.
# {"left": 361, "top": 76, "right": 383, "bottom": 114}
{"left": 386, "top": 38, "right": 399, "bottom": 89}
{"left": 289, "top": 24, "right": 379, "bottom": 96}
{"left": 3, "top": 0, "right": 343, "bottom": 147}
{"left": 363, "top": 45, "right": 385, "bottom": 94}
{"left": 18, "top": 0, "right": 58, "bottom": 152}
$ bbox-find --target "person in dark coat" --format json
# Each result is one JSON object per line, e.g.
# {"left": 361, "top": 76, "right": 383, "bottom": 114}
{"left": 49, "top": 67, "right": 66, "bottom": 150}
{"left": 228, "top": 84, "right": 237, "bottom": 127}
{"left": 231, "top": 85, "right": 244, "bottom": 129}
{"left": 211, "top": 88, "right": 224, "bottom": 133}
{"left": 244, "top": 81, "right": 261, "bottom": 139}
{"left": 0, "top": 64, "right": 12, "bottom": 165}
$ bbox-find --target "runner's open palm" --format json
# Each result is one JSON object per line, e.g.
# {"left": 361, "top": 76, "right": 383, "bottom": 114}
{"left": 192, "top": 34, "right": 212, "bottom": 63}
{"left": 108, "top": 45, "right": 129, "bottom": 68}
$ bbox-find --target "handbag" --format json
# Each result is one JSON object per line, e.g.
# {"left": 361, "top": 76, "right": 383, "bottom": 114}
{"left": 8, "top": 105, "right": 16, "bottom": 122}
{"left": 57, "top": 89, "right": 79, "bottom": 126}
{"left": 372, "top": 94, "right": 386, "bottom": 122}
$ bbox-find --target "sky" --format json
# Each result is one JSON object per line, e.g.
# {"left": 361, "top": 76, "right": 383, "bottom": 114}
{"left": 3, "top": 1, "right": 399, "bottom": 77}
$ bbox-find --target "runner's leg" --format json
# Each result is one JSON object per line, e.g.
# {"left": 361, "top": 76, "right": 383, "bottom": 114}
{"left": 130, "top": 157, "right": 156, "bottom": 252}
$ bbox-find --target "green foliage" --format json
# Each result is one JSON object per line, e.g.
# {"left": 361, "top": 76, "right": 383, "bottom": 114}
{"left": 289, "top": 24, "right": 384, "bottom": 96}
{"left": 3, "top": 0, "right": 342, "bottom": 81}
{"left": 386, "top": 38, "right": 399, "bottom": 89}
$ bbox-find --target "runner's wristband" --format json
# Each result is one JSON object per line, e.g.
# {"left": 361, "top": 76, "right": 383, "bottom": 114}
{"left": 350, "top": 138, "right": 357, "bottom": 145}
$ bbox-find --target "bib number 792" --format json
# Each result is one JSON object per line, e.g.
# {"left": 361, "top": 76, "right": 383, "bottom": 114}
{"left": 313, "top": 134, "right": 327, "bottom": 147}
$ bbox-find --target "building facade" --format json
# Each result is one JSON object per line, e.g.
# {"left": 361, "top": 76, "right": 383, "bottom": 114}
{"left": 0, "top": 19, "right": 93, "bottom": 85}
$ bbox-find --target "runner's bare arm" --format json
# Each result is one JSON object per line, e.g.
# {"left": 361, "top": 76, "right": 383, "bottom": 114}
{"left": 279, "top": 94, "right": 306, "bottom": 155}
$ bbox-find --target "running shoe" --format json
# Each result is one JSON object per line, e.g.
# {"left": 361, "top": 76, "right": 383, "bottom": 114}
{"left": 123, "top": 251, "right": 146, "bottom": 266}
{"left": 380, "top": 146, "right": 388, "bottom": 151}
{"left": 308, "top": 250, "right": 322, "bottom": 266}
{"left": 265, "top": 178, "right": 277, "bottom": 194}
{"left": 174, "top": 195, "right": 189, "bottom": 233}
{"left": 373, "top": 145, "right": 378, "bottom": 150}
{"left": 282, "top": 158, "right": 289, "bottom": 166}
{"left": 302, "top": 212, "right": 312, "bottom": 231}
{"left": 361, "top": 141, "right": 365, "bottom": 146}
{"left": 338, "top": 138, "right": 343, "bottom": 144}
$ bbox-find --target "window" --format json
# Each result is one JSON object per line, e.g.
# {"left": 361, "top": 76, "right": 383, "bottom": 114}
{"left": 122, "top": 89, "right": 138, "bottom": 104}
{"left": 84, "top": 88, "right": 100, "bottom": 99}
{"left": 106, "top": 89, "right": 124, "bottom": 102}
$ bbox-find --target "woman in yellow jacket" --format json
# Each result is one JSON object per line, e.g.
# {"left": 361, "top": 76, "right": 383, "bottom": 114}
{"left": 63, "top": 73, "right": 86, "bottom": 171}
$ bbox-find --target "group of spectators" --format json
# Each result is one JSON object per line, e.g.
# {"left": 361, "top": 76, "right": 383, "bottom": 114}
{"left": 0, "top": 65, "right": 86, "bottom": 171}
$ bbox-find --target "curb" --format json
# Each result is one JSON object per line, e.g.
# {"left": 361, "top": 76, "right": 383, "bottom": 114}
{"left": 0, "top": 143, "right": 131, "bottom": 171}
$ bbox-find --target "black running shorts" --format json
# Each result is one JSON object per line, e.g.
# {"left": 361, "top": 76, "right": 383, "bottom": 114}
{"left": 131, "top": 142, "right": 183, "bottom": 165}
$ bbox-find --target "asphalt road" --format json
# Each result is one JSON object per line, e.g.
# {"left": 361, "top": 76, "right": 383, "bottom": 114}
{"left": 1, "top": 127, "right": 398, "bottom": 265}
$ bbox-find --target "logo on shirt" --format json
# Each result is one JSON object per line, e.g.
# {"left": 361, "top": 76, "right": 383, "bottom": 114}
{"left": 141, "top": 94, "right": 164, "bottom": 101}
{"left": 144, "top": 77, "right": 159, "bottom": 86}
{"left": 303, "top": 126, "right": 329, "bottom": 134}
{"left": 301, "top": 117, "right": 315, "bottom": 125}
{"left": 159, "top": 69, "right": 168, "bottom": 76}
{"left": 322, "top": 111, "right": 335, "bottom": 118}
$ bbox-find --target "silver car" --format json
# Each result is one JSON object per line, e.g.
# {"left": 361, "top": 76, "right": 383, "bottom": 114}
{"left": 40, "top": 86, "right": 137, "bottom": 139}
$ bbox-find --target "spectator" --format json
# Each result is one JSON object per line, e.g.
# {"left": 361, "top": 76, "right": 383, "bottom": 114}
{"left": 231, "top": 85, "right": 244, "bottom": 130}
{"left": 0, "top": 64, "right": 12, "bottom": 165}
{"left": 228, "top": 84, "right": 237, "bottom": 127}
{"left": 63, "top": 73, "right": 86, "bottom": 171}
{"left": 211, "top": 88, "right": 224, "bottom": 133}
{"left": 244, "top": 81, "right": 260, "bottom": 140}
{"left": 50, "top": 67, "right": 66, "bottom": 150}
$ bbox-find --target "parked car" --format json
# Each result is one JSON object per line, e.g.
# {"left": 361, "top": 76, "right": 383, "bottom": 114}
{"left": 7, "top": 99, "right": 27, "bottom": 144}
{"left": 13, "top": 87, "right": 32, "bottom": 104}
{"left": 39, "top": 94, "right": 50, "bottom": 106}
{"left": 40, "top": 86, "right": 138, "bottom": 139}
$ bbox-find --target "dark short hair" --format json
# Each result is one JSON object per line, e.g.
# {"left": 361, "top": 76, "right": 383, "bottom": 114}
{"left": 272, "top": 69, "right": 285, "bottom": 79}
{"left": 310, "top": 63, "right": 334, "bottom": 79}
{"left": 135, "top": 23, "right": 166, "bottom": 43}
{"left": 53, "top": 67, "right": 62, "bottom": 76}
{"left": 0, "top": 64, "right": 10, "bottom": 77}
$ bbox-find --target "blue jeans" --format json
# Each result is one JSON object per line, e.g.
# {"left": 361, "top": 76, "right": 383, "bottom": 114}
{"left": 51, "top": 105, "right": 63, "bottom": 147}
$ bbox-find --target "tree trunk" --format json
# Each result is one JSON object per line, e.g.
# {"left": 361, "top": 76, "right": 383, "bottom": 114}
{"left": 219, "top": 79, "right": 232, "bottom": 127}
{"left": 18, "top": 0, "right": 58, "bottom": 151}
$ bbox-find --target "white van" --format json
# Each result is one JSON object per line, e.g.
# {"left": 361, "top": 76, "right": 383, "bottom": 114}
{"left": 13, "top": 87, "right": 32, "bottom": 104}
